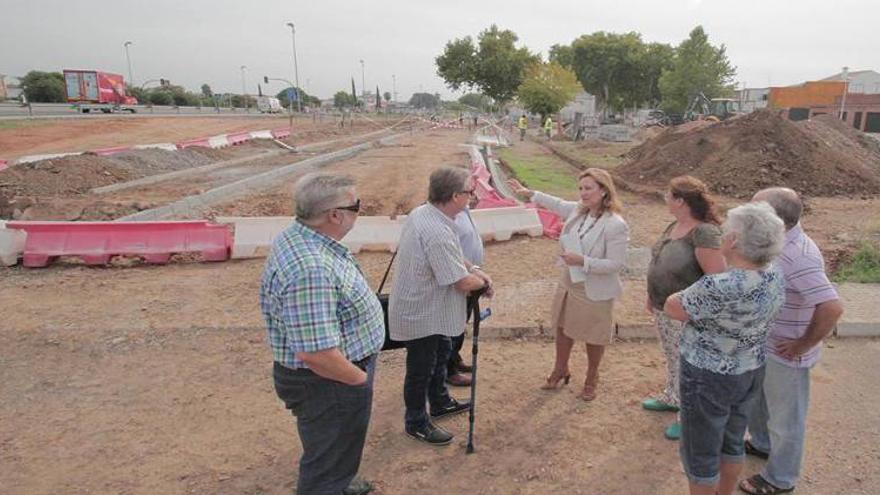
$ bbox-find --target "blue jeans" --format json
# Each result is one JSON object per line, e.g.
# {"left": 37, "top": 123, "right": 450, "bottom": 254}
{"left": 273, "top": 356, "right": 376, "bottom": 495}
{"left": 404, "top": 334, "right": 454, "bottom": 429}
{"left": 679, "top": 359, "right": 765, "bottom": 486}
{"left": 747, "top": 358, "right": 811, "bottom": 490}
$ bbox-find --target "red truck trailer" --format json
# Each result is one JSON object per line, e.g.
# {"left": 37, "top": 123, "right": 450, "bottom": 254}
{"left": 63, "top": 69, "right": 138, "bottom": 113}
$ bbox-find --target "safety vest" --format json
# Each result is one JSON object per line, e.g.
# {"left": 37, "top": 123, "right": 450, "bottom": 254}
{"left": 544, "top": 117, "right": 553, "bottom": 130}
{"left": 517, "top": 117, "right": 527, "bottom": 129}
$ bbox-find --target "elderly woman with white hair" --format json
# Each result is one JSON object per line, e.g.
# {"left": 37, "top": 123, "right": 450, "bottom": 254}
{"left": 663, "top": 202, "right": 787, "bottom": 495}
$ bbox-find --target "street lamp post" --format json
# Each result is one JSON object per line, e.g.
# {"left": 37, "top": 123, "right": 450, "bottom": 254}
{"left": 839, "top": 66, "right": 849, "bottom": 121}
{"left": 392, "top": 74, "right": 396, "bottom": 104}
{"left": 286, "top": 22, "right": 302, "bottom": 112}
{"left": 123, "top": 41, "right": 134, "bottom": 85}
{"left": 359, "top": 59, "right": 365, "bottom": 101}
{"left": 240, "top": 65, "right": 248, "bottom": 112}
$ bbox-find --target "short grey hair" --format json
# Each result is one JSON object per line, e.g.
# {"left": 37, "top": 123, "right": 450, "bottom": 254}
{"left": 753, "top": 187, "right": 802, "bottom": 230}
{"left": 723, "top": 202, "right": 785, "bottom": 266}
{"left": 294, "top": 173, "right": 355, "bottom": 222}
{"left": 428, "top": 167, "right": 470, "bottom": 204}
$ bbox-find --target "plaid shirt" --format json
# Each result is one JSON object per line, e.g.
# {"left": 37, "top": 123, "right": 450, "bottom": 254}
{"left": 260, "top": 221, "right": 384, "bottom": 369}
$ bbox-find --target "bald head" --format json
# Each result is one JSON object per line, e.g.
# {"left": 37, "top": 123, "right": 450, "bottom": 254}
{"left": 752, "top": 187, "right": 802, "bottom": 230}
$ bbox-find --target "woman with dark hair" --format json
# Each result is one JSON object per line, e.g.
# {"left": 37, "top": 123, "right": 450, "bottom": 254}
{"left": 508, "top": 168, "right": 629, "bottom": 401}
{"left": 642, "top": 176, "right": 726, "bottom": 439}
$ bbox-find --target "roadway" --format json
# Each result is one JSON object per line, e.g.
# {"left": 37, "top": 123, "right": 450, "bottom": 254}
{"left": 0, "top": 102, "right": 286, "bottom": 120}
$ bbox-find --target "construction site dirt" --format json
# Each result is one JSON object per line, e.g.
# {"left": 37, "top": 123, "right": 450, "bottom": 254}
{"left": 1, "top": 118, "right": 879, "bottom": 494}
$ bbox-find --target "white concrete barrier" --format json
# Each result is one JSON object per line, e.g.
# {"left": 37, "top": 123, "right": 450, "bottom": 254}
{"left": 250, "top": 130, "right": 274, "bottom": 139}
{"left": 15, "top": 152, "right": 81, "bottom": 164}
{"left": 133, "top": 143, "right": 178, "bottom": 151}
{"left": 0, "top": 221, "right": 27, "bottom": 266}
{"left": 470, "top": 206, "right": 543, "bottom": 241}
{"left": 208, "top": 135, "right": 230, "bottom": 148}
{"left": 216, "top": 215, "right": 408, "bottom": 258}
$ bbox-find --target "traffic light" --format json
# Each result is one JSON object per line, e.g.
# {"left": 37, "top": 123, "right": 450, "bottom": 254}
{"left": 264, "top": 76, "right": 269, "bottom": 84}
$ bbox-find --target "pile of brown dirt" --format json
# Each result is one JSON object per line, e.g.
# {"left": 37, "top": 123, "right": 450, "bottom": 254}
{"left": 616, "top": 109, "right": 880, "bottom": 198}
{"left": 0, "top": 148, "right": 226, "bottom": 200}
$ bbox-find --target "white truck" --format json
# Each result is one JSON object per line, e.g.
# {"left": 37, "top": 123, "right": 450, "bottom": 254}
{"left": 257, "top": 96, "right": 283, "bottom": 113}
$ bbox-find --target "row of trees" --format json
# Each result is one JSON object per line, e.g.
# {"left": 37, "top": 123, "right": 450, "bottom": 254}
{"left": 14, "top": 71, "right": 321, "bottom": 109}
{"left": 435, "top": 25, "right": 736, "bottom": 117}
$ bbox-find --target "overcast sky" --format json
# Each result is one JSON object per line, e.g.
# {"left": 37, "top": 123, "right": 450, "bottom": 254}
{"left": 2, "top": 0, "right": 875, "bottom": 101}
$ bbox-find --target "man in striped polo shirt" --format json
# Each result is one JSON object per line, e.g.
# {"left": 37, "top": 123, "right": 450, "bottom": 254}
{"left": 389, "top": 166, "right": 493, "bottom": 446}
{"left": 740, "top": 188, "right": 844, "bottom": 495}
{"left": 261, "top": 174, "right": 383, "bottom": 495}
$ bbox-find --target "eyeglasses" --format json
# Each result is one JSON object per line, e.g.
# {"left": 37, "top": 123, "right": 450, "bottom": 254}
{"left": 334, "top": 198, "right": 361, "bottom": 213}
{"left": 458, "top": 189, "right": 476, "bottom": 197}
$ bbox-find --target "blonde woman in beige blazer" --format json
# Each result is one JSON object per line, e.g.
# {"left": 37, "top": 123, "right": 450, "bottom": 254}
{"left": 509, "top": 168, "right": 629, "bottom": 401}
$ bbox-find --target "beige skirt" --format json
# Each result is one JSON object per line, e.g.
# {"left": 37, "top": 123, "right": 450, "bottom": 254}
{"left": 549, "top": 269, "right": 614, "bottom": 345}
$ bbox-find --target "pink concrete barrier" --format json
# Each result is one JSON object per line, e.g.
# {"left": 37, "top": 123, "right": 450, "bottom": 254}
{"left": 176, "top": 137, "right": 212, "bottom": 150}
{"left": 271, "top": 128, "right": 292, "bottom": 139}
{"left": 90, "top": 145, "right": 133, "bottom": 156}
{"left": 5, "top": 220, "right": 231, "bottom": 268}
{"left": 0, "top": 159, "right": 7, "bottom": 171}
{"left": 528, "top": 205, "right": 564, "bottom": 239}
{"left": 226, "top": 132, "right": 251, "bottom": 146}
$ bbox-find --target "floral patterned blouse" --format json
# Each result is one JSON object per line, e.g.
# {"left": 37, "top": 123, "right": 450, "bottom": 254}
{"left": 679, "top": 267, "right": 785, "bottom": 375}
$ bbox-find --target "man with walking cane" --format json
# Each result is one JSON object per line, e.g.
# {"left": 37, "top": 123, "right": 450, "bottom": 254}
{"left": 389, "top": 167, "right": 494, "bottom": 447}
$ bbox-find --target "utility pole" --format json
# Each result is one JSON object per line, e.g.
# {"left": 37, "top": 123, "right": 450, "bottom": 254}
{"left": 392, "top": 74, "right": 397, "bottom": 104}
{"left": 240, "top": 65, "right": 248, "bottom": 111}
{"left": 839, "top": 66, "right": 849, "bottom": 121}
{"left": 286, "top": 22, "right": 302, "bottom": 112}
{"left": 123, "top": 41, "right": 134, "bottom": 85}
{"left": 360, "top": 59, "right": 365, "bottom": 99}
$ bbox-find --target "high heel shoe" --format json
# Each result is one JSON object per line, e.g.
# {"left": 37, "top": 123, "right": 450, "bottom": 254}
{"left": 577, "top": 375, "right": 599, "bottom": 401}
{"left": 540, "top": 370, "right": 571, "bottom": 390}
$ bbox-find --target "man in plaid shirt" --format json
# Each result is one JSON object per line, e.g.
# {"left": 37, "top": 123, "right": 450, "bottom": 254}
{"left": 260, "top": 174, "right": 383, "bottom": 495}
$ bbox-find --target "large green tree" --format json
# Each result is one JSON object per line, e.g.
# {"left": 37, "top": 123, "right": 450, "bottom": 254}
{"left": 334, "top": 90, "right": 356, "bottom": 108}
{"left": 20, "top": 71, "right": 65, "bottom": 102}
{"left": 516, "top": 62, "right": 581, "bottom": 119}
{"left": 458, "top": 92, "right": 493, "bottom": 111}
{"left": 435, "top": 25, "right": 539, "bottom": 104}
{"left": 548, "top": 44, "right": 574, "bottom": 69}
{"left": 658, "top": 26, "right": 736, "bottom": 113}
{"left": 569, "top": 32, "right": 651, "bottom": 113}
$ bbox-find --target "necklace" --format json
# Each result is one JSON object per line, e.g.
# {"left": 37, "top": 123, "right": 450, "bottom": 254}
{"left": 577, "top": 214, "right": 598, "bottom": 239}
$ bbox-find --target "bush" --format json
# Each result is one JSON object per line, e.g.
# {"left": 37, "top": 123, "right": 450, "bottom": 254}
{"left": 20, "top": 71, "right": 66, "bottom": 103}
{"left": 834, "top": 242, "right": 880, "bottom": 283}
{"left": 147, "top": 90, "right": 173, "bottom": 106}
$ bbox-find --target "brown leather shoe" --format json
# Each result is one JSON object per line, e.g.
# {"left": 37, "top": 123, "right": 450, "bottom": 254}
{"left": 446, "top": 373, "right": 472, "bottom": 387}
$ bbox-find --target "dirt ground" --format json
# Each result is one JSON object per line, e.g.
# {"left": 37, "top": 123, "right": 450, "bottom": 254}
{"left": 0, "top": 114, "right": 391, "bottom": 160}
{"left": 2, "top": 126, "right": 880, "bottom": 494}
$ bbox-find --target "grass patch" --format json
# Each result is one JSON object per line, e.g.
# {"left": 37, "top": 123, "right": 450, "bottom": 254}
{"left": 0, "top": 119, "right": 51, "bottom": 130}
{"left": 834, "top": 242, "right": 880, "bottom": 283}
{"left": 497, "top": 148, "right": 579, "bottom": 199}
{"left": 549, "top": 141, "right": 634, "bottom": 170}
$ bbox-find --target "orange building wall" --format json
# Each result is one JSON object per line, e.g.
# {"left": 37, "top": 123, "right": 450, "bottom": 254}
{"left": 768, "top": 81, "right": 846, "bottom": 108}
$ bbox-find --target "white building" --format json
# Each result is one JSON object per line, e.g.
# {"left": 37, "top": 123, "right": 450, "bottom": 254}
{"left": 821, "top": 69, "right": 880, "bottom": 94}
{"left": 559, "top": 91, "right": 597, "bottom": 122}
{"left": 735, "top": 87, "right": 770, "bottom": 112}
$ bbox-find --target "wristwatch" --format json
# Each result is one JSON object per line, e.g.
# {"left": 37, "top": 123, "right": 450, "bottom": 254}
{"left": 469, "top": 265, "right": 482, "bottom": 273}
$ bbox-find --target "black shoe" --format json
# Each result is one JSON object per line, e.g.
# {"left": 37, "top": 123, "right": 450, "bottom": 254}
{"left": 406, "top": 422, "right": 453, "bottom": 446}
{"left": 343, "top": 476, "right": 374, "bottom": 495}
{"left": 430, "top": 399, "right": 471, "bottom": 419}
{"left": 456, "top": 362, "right": 474, "bottom": 373}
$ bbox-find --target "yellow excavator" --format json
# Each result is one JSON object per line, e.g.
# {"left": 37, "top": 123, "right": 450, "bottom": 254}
{"left": 685, "top": 92, "right": 741, "bottom": 122}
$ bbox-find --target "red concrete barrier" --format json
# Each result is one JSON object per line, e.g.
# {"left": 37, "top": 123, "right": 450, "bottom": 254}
{"left": 176, "top": 137, "right": 212, "bottom": 150}
{"left": 528, "top": 205, "right": 563, "bottom": 239}
{"left": 5, "top": 220, "right": 231, "bottom": 268}
{"left": 271, "top": 127, "right": 291, "bottom": 139}
{"left": 226, "top": 132, "right": 251, "bottom": 146}
{"left": 0, "top": 159, "right": 7, "bottom": 171}
{"left": 90, "top": 145, "right": 133, "bottom": 156}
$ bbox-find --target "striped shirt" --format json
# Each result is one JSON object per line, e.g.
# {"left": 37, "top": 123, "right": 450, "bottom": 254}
{"left": 767, "top": 224, "right": 839, "bottom": 368}
{"left": 260, "top": 221, "right": 385, "bottom": 369}
{"left": 389, "top": 203, "right": 470, "bottom": 341}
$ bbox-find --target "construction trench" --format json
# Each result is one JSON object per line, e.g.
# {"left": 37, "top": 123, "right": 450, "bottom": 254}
{"left": 2, "top": 112, "right": 880, "bottom": 494}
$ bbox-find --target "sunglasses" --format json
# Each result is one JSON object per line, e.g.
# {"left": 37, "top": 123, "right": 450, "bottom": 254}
{"left": 334, "top": 198, "right": 361, "bottom": 213}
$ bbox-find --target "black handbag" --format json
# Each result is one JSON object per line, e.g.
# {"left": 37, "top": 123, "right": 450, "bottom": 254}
{"left": 376, "top": 252, "right": 406, "bottom": 351}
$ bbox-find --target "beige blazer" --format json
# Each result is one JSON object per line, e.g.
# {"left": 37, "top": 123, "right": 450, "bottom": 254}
{"left": 533, "top": 191, "right": 630, "bottom": 301}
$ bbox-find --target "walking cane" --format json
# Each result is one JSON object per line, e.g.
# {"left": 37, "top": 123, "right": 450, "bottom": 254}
{"left": 466, "top": 287, "right": 489, "bottom": 454}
